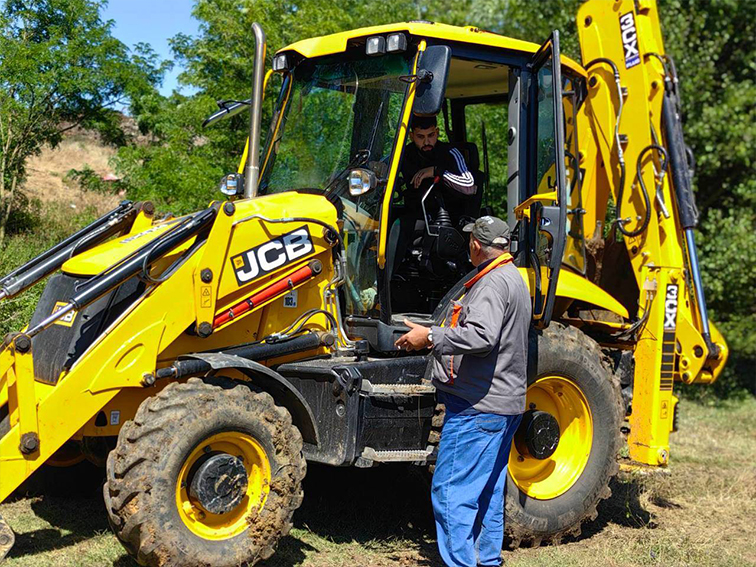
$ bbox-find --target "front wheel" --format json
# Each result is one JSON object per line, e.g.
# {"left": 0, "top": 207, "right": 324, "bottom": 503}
{"left": 505, "top": 323, "right": 622, "bottom": 546}
{"left": 104, "top": 377, "right": 306, "bottom": 566}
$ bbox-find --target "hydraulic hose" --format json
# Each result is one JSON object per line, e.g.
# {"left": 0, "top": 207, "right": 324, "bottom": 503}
{"left": 585, "top": 58, "right": 627, "bottom": 233}
{"left": 617, "top": 144, "right": 667, "bottom": 238}
{"left": 155, "top": 331, "right": 333, "bottom": 380}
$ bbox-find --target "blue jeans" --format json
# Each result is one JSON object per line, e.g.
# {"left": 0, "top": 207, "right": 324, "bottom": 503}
{"left": 432, "top": 392, "right": 522, "bottom": 567}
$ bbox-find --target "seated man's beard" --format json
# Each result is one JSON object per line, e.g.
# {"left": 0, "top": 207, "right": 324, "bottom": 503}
{"left": 422, "top": 144, "right": 434, "bottom": 152}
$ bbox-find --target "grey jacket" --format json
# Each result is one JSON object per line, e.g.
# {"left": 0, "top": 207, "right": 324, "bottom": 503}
{"left": 430, "top": 260, "right": 531, "bottom": 415}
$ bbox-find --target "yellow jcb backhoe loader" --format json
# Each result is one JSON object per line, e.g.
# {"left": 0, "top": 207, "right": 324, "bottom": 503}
{"left": 0, "top": 0, "right": 727, "bottom": 564}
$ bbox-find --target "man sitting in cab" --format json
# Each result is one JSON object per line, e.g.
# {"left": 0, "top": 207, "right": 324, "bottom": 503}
{"left": 393, "top": 114, "right": 479, "bottom": 273}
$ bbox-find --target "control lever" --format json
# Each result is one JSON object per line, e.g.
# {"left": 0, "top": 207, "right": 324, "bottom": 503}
{"left": 420, "top": 176, "right": 441, "bottom": 237}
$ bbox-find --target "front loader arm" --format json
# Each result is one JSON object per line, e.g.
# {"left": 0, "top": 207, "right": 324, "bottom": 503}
{"left": 0, "top": 193, "right": 340, "bottom": 506}
{"left": 0, "top": 206, "right": 219, "bottom": 503}
{"left": 576, "top": 0, "right": 728, "bottom": 466}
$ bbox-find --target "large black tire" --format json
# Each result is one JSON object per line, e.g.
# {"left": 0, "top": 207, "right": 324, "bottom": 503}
{"left": 103, "top": 377, "right": 306, "bottom": 567}
{"left": 504, "top": 323, "right": 622, "bottom": 546}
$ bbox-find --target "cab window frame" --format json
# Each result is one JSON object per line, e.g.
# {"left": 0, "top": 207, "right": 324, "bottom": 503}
{"left": 378, "top": 43, "right": 530, "bottom": 324}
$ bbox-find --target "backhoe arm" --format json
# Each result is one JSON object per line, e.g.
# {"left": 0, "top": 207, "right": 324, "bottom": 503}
{"left": 576, "top": 0, "right": 728, "bottom": 466}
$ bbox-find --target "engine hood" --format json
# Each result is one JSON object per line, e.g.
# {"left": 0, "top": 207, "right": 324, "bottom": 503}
{"left": 60, "top": 192, "right": 341, "bottom": 277}
{"left": 61, "top": 216, "right": 187, "bottom": 276}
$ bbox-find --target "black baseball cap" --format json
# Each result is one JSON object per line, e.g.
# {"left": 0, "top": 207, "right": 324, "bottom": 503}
{"left": 463, "top": 215, "right": 511, "bottom": 246}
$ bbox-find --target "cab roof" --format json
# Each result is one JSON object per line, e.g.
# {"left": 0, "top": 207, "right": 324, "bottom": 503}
{"left": 277, "top": 21, "right": 586, "bottom": 77}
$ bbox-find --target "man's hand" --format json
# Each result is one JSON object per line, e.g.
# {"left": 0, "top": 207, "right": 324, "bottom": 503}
{"left": 411, "top": 166, "right": 435, "bottom": 188}
{"left": 395, "top": 318, "right": 432, "bottom": 351}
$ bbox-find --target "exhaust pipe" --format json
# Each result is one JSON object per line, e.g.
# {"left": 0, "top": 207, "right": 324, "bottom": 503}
{"left": 244, "top": 22, "right": 266, "bottom": 199}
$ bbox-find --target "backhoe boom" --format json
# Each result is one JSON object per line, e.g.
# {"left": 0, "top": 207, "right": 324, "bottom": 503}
{"left": 577, "top": 0, "right": 728, "bottom": 466}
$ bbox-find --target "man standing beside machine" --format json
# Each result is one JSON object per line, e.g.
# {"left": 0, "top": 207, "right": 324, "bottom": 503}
{"left": 396, "top": 216, "right": 530, "bottom": 567}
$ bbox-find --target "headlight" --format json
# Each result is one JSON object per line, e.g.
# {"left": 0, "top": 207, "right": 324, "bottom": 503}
{"left": 366, "top": 36, "right": 386, "bottom": 57}
{"left": 348, "top": 169, "right": 377, "bottom": 197}
{"left": 387, "top": 33, "right": 407, "bottom": 53}
{"left": 218, "top": 173, "right": 244, "bottom": 197}
{"left": 272, "top": 53, "right": 289, "bottom": 72}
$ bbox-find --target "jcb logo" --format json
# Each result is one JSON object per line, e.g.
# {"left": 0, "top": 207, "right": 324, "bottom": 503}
{"left": 231, "top": 226, "right": 313, "bottom": 286}
{"left": 51, "top": 301, "right": 76, "bottom": 327}
{"left": 664, "top": 284, "right": 678, "bottom": 330}
{"left": 619, "top": 11, "right": 640, "bottom": 69}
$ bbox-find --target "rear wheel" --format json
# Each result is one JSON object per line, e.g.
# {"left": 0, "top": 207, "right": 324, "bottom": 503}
{"left": 104, "top": 377, "right": 306, "bottom": 566}
{"left": 505, "top": 323, "right": 622, "bottom": 546}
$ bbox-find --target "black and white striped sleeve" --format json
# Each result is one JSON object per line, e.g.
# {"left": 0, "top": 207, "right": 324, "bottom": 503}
{"left": 440, "top": 147, "right": 477, "bottom": 195}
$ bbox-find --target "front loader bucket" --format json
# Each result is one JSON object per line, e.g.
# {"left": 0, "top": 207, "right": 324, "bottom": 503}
{"left": 0, "top": 513, "right": 14, "bottom": 561}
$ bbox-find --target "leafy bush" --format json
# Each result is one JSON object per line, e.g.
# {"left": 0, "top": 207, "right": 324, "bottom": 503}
{"left": 66, "top": 165, "right": 124, "bottom": 195}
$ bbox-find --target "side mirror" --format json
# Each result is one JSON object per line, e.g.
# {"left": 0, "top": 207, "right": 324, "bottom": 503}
{"left": 412, "top": 45, "right": 451, "bottom": 117}
{"left": 219, "top": 173, "right": 244, "bottom": 197}
{"left": 348, "top": 168, "right": 377, "bottom": 197}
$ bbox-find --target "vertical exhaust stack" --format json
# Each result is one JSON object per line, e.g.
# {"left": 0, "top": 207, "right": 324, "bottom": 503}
{"left": 244, "top": 22, "right": 267, "bottom": 199}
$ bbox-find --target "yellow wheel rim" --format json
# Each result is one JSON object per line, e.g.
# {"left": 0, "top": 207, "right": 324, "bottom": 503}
{"left": 176, "top": 431, "right": 271, "bottom": 540}
{"left": 509, "top": 375, "right": 593, "bottom": 500}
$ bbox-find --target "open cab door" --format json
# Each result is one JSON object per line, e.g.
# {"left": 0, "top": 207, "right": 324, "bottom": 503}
{"left": 516, "top": 31, "right": 568, "bottom": 329}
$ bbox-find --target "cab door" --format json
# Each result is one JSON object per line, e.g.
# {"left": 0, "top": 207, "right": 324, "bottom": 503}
{"left": 518, "top": 31, "right": 568, "bottom": 328}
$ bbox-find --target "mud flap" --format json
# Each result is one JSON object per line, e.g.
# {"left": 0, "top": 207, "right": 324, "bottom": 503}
{"left": 0, "top": 513, "right": 14, "bottom": 561}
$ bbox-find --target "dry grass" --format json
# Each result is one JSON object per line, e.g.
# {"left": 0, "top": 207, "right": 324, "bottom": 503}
{"left": 2, "top": 397, "right": 754, "bottom": 567}
{"left": 22, "top": 131, "right": 122, "bottom": 216}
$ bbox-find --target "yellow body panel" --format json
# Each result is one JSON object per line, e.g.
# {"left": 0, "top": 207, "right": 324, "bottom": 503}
{"left": 63, "top": 216, "right": 184, "bottom": 275}
{"left": 555, "top": 270, "right": 629, "bottom": 319}
{"left": 516, "top": 267, "right": 629, "bottom": 320}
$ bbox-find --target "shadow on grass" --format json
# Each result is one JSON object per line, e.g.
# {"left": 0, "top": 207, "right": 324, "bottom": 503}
{"left": 7, "top": 463, "right": 662, "bottom": 564}
{"left": 260, "top": 463, "right": 442, "bottom": 567}
{"left": 10, "top": 492, "right": 135, "bottom": 564}
{"left": 575, "top": 475, "right": 660, "bottom": 543}
{"left": 9, "top": 462, "right": 441, "bottom": 566}
{"left": 6, "top": 462, "right": 134, "bottom": 564}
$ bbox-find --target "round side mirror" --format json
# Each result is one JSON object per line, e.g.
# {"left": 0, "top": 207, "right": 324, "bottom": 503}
{"left": 219, "top": 173, "right": 244, "bottom": 197}
{"left": 348, "top": 169, "right": 377, "bottom": 197}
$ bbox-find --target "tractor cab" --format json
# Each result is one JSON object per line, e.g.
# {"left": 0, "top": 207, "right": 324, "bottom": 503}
{"left": 249, "top": 22, "right": 584, "bottom": 351}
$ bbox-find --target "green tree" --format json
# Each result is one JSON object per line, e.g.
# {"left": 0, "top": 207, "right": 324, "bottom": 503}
{"left": 0, "top": 0, "right": 160, "bottom": 246}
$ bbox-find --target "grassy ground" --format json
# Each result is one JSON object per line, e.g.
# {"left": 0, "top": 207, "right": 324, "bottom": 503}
{"left": 1, "top": 396, "right": 754, "bottom": 567}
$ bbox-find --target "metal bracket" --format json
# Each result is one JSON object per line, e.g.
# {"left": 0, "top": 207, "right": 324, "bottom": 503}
{"left": 11, "top": 337, "right": 39, "bottom": 457}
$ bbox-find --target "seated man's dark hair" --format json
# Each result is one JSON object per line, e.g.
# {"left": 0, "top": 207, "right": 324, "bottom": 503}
{"left": 409, "top": 114, "right": 438, "bottom": 130}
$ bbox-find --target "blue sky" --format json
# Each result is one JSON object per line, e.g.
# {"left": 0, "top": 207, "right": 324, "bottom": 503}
{"left": 102, "top": 0, "right": 200, "bottom": 96}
